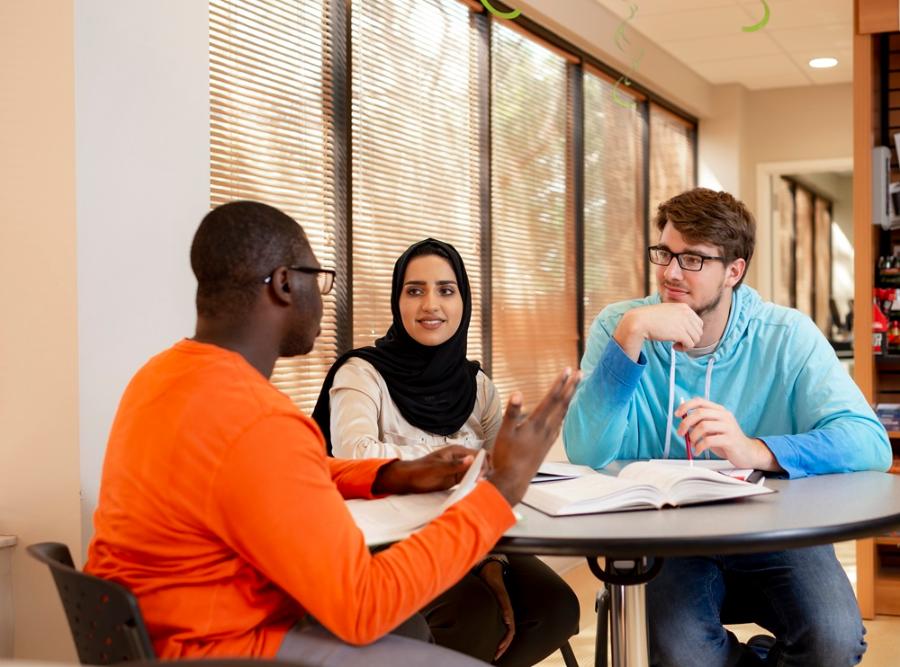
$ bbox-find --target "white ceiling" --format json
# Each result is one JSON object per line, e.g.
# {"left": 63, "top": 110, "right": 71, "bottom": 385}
{"left": 591, "top": 0, "right": 853, "bottom": 90}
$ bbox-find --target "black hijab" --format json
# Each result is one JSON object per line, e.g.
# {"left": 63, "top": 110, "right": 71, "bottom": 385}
{"left": 312, "top": 238, "right": 481, "bottom": 454}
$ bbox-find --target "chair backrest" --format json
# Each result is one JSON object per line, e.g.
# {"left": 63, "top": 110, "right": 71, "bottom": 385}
{"left": 27, "top": 542, "right": 155, "bottom": 665}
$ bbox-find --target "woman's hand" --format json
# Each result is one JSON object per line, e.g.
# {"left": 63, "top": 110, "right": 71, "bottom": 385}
{"left": 477, "top": 560, "right": 515, "bottom": 659}
{"left": 371, "top": 445, "right": 478, "bottom": 495}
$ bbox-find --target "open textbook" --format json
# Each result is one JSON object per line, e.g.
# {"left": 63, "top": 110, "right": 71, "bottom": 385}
{"left": 648, "top": 458, "right": 761, "bottom": 482}
{"left": 347, "top": 449, "right": 486, "bottom": 546}
{"left": 532, "top": 460, "right": 597, "bottom": 483}
{"left": 522, "top": 460, "right": 773, "bottom": 516}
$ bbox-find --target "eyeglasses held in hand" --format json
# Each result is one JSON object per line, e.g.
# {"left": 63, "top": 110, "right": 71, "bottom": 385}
{"left": 264, "top": 266, "right": 336, "bottom": 295}
{"left": 647, "top": 246, "right": 725, "bottom": 272}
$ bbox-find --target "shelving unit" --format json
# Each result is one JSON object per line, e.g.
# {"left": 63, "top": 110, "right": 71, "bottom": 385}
{"left": 854, "top": 1, "right": 900, "bottom": 619}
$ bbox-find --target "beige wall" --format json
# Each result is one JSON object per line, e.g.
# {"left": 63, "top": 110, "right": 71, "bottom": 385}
{"left": 1, "top": 0, "right": 207, "bottom": 659}
{"left": 0, "top": 0, "right": 81, "bottom": 661}
{"left": 742, "top": 84, "right": 853, "bottom": 212}
{"left": 696, "top": 83, "right": 853, "bottom": 293}
{"left": 698, "top": 85, "right": 748, "bottom": 199}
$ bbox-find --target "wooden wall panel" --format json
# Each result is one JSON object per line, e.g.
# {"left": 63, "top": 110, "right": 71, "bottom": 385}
{"left": 854, "top": 30, "right": 876, "bottom": 402}
{"left": 859, "top": 0, "right": 900, "bottom": 34}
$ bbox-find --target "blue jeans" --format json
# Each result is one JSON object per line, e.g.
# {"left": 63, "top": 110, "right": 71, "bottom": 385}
{"left": 646, "top": 545, "right": 866, "bottom": 667}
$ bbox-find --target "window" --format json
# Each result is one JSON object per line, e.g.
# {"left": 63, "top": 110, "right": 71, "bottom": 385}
{"left": 649, "top": 104, "right": 695, "bottom": 214}
{"left": 209, "top": 1, "right": 698, "bottom": 412}
{"left": 814, "top": 198, "right": 832, "bottom": 333}
{"left": 582, "top": 68, "right": 647, "bottom": 334}
{"left": 775, "top": 178, "right": 833, "bottom": 332}
{"left": 490, "top": 23, "right": 577, "bottom": 407}
{"left": 773, "top": 177, "right": 796, "bottom": 308}
{"left": 648, "top": 104, "right": 695, "bottom": 293}
{"left": 209, "top": 0, "right": 338, "bottom": 410}
{"left": 350, "top": 0, "right": 483, "bottom": 359}
{"left": 794, "top": 186, "right": 814, "bottom": 318}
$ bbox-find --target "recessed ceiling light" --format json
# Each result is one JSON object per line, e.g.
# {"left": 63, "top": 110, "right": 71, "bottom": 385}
{"left": 809, "top": 57, "right": 838, "bottom": 69}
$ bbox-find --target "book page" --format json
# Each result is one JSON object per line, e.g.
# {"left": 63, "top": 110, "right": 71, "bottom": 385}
{"left": 522, "top": 472, "right": 663, "bottom": 516}
{"left": 621, "top": 461, "right": 748, "bottom": 490}
{"left": 620, "top": 461, "right": 772, "bottom": 506}
{"left": 649, "top": 458, "right": 755, "bottom": 481}
{"left": 347, "top": 449, "right": 486, "bottom": 546}
{"left": 347, "top": 492, "right": 450, "bottom": 545}
{"left": 532, "top": 461, "right": 597, "bottom": 483}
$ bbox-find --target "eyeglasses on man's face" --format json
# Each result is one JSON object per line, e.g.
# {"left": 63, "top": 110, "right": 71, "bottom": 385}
{"left": 264, "top": 266, "right": 336, "bottom": 295}
{"left": 647, "top": 245, "right": 725, "bottom": 272}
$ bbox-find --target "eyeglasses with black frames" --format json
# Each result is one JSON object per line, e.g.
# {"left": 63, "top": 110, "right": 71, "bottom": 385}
{"left": 647, "top": 246, "right": 725, "bottom": 272}
{"left": 264, "top": 266, "right": 336, "bottom": 295}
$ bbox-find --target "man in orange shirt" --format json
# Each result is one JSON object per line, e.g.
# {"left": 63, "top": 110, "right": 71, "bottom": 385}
{"left": 86, "top": 201, "right": 579, "bottom": 667}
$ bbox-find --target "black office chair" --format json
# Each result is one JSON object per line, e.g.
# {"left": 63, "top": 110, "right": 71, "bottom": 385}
{"left": 29, "top": 541, "right": 572, "bottom": 666}
{"left": 559, "top": 639, "right": 579, "bottom": 667}
{"left": 27, "top": 542, "right": 155, "bottom": 664}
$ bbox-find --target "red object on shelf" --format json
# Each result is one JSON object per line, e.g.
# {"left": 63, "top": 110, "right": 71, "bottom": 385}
{"left": 874, "top": 299, "right": 889, "bottom": 354}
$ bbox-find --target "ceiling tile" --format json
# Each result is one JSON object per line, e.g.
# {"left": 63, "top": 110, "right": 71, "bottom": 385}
{"left": 805, "top": 67, "right": 853, "bottom": 85}
{"left": 786, "top": 48, "right": 853, "bottom": 85}
{"left": 722, "top": 69, "right": 810, "bottom": 90}
{"left": 589, "top": 0, "right": 854, "bottom": 90}
{"left": 592, "top": 0, "right": 734, "bottom": 19}
{"left": 737, "top": 0, "right": 852, "bottom": 29}
{"left": 691, "top": 52, "right": 809, "bottom": 87}
{"left": 630, "top": 5, "right": 758, "bottom": 41}
{"left": 768, "top": 24, "right": 853, "bottom": 53}
{"left": 660, "top": 31, "right": 782, "bottom": 63}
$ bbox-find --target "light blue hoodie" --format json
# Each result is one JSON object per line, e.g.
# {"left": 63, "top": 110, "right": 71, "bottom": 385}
{"left": 564, "top": 286, "right": 892, "bottom": 478}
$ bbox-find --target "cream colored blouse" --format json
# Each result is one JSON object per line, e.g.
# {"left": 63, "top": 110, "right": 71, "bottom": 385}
{"left": 329, "top": 357, "right": 502, "bottom": 460}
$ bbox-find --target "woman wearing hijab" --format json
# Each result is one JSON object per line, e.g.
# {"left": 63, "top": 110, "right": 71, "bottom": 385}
{"left": 313, "top": 238, "right": 579, "bottom": 667}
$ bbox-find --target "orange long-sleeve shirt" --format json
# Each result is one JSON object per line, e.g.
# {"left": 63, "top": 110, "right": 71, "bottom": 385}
{"left": 86, "top": 340, "right": 515, "bottom": 659}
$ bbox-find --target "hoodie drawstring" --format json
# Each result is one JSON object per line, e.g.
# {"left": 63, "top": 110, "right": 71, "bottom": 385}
{"left": 663, "top": 347, "right": 715, "bottom": 459}
{"left": 663, "top": 350, "right": 677, "bottom": 459}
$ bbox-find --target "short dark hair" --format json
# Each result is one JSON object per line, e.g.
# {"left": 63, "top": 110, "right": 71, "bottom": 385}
{"left": 190, "top": 201, "right": 309, "bottom": 317}
{"left": 655, "top": 188, "right": 755, "bottom": 288}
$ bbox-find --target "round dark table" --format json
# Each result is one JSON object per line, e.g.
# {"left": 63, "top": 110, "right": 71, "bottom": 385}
{"left": 495, "top": 471, "right": 900, "bottom": 667}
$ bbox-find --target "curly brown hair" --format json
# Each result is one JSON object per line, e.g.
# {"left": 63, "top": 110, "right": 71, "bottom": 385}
{"left": 654, "top": 187, "right": 755, "bottom": 288}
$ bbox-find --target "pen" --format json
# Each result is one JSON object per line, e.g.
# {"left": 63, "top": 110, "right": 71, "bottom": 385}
{"left": 680, "top": 397, "right": 694, "bottom": 466}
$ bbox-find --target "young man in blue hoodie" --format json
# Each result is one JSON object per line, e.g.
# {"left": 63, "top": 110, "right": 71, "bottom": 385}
{"left": 564, "top": 187, "right": 892, "bottom": 666}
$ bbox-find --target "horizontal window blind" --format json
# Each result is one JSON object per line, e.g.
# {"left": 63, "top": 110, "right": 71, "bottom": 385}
{"left": 208, "top": 0, "right": 699, "bottom": 417}
{"left": 648, "top": 104, "right": 695, "bottom": 293}
{"left": 773, "top": 177, "right": 796, "bottom": 308}
{"left": 794, "top": 186, "right": 814, "bottom": 318}
{"left": 350, "top": 0, "right": 483, "bottom": 360}
{"left": 210, "top": 0, "right": 338, "bottom": 411}
{"left": 814, "top": 197, "right": 832, "bottom": 333}
{"left": 490, "top": 22, "right": 577, "bottom": 408}
{"left": 583, "top": 71, "right": 647, "bottom": 336}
